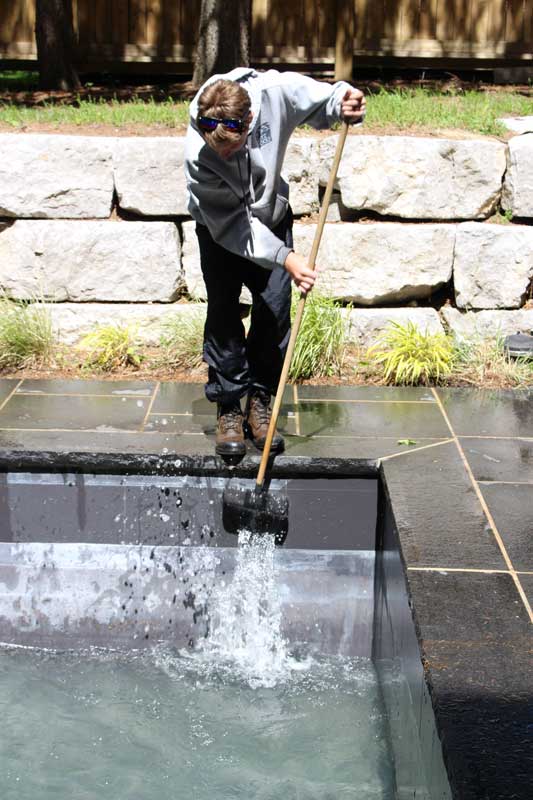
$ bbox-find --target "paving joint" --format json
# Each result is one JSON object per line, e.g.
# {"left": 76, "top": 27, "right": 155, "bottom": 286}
{"left": 431, "top": 387, "right": 533, "bottom": 623}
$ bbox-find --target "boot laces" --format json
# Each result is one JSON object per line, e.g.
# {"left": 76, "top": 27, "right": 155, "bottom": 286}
{"left": 218, "top": 404, "right": 243, "bottom": 433}
{"left": 250, "top": 392, "right": 271, "bottom": 425}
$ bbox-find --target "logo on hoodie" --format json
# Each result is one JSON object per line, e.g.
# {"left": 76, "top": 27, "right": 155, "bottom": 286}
{"left": 257, "top": 122, "right": 272, "bottom": 147}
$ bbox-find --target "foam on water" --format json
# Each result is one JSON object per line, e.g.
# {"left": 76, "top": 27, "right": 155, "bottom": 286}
{"left": 186, "top": 530, "right": 311, "bottom": 688}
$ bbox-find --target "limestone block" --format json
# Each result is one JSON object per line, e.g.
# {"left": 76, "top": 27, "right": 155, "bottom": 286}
{"left": 319, "top": 135, "right": 506, "bottom": 220}
{"left": 293, "top": 222, "right": 455, "bottom": 305}
{"left": 0, "top": 134, "right": 114, "bottom": 218}
{"left": 0, "top": 220, "right": 182, "bottom": 302}
{"left": 181, "top": 220, "right": 204, "bottom": 300}
{"left": 501, "top": 134, "right": 533, "bottom": 218}
{"left": 454, "top": 222, "right": 533, "bottom": 309}
{"left": 113, "top": 137, "right": 189, "bottom": 216}
{"left": 181, "top": 220, "right": 252, "bottom": 305}
{"left": 281, "top": 138, "right": 320, "bottom": 215}
{"left": 442, "top": 307, "right": 533, "bottom": 341}
{"left": 497, "top": 117, "right": 533, "bottom": 135}
{"left": 343, "top": 307, "right": 444, "bottom": 347}
{"left": 43, "top": 302, "right": 206, "bottom": 345}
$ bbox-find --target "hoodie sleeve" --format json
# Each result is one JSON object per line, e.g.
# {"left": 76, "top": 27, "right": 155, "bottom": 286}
{"left": 185, "top": 157, "right": 291, "bottom": 271}
{"left": 280, "top": 72, "right": 353, "bottom": 130}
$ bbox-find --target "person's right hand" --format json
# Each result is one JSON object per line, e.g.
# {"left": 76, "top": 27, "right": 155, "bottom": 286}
{"left": 283, "top": 251, "right": 318, "bottom": 295}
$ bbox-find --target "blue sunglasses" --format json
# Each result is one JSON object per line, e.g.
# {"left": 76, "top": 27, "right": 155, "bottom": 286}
{"left": 197, "top": 115, "right": 248, "bottom": 134}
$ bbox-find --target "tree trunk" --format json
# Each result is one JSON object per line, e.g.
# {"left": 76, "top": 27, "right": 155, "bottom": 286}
{"left": 35, "top": 0, "right": 80, "bottom": 91}
{"left": 193, "top": 0, "right": 251, "bottom": 87}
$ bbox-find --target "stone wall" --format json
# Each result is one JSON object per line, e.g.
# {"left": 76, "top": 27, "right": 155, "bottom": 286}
{"left": 1, "top": 131, "right": 533, "bottom": 347}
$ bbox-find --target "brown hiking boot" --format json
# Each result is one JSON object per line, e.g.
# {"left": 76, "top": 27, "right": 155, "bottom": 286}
{"left": 216, "top": 402, "right": 246, "bottom": 457}
{"left": 246, "top": 390, "right": 284, "bottom": 453}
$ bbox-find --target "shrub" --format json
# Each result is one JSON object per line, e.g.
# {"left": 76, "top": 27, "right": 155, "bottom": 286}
{"left": 158, "top": 307, "right": 206, "bottom": 369}
{"left": 452, "top": 337, "right": 533, "bottom": 388}
{"left": 0, "top": 298, "right": 54, "bottom": 369}
{"left": 368, "top": 321, "right": 455, "bottom": 385}
{"left": 289, "top": 292, "right": 347, "bottom": 381}
{"left": 79, "top": 324, "right": 142, "bottom": 371}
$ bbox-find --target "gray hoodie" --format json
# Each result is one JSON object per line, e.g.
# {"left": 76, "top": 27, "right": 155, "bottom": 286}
{"left": 184, "top": 68, "right": 352, "bottom": 270}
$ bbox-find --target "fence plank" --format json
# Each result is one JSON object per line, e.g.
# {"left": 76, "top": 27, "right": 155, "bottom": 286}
{"left": 146, "top": 0, "right": 161, "bottom": 45}
{"left": 505, "top": 0, "right": 526, "bottom": 41}
{"left": 77, "top": 0, "right": 92, "bottom": 45}
{"left": 318, "top": 0, "right": 336, "bottom": 47}
{"left": 471, "top": 0, "right": 492, "bottom": 43}
{"left": 384, "top": 0, "right": 402, "bottom": 42}
{"left": 303, "top": 0, "right": 318, "bottom": 54}
{"left": 419, "top": 0, "right": 439, "bottom": 39}
{"left": 487, "top": 0, "right": 507, "bottom": 42}
{"left": 334, "top": 0, "right": 355, "bottom": 79}
{"left": 129, "top": 0, "right": 146, "bottom": 44}
{"left": 252, "top": 0, "right": 268, "bottom": 54}
{"left": 355, "top": 0, "right": 383, "bottom": 47}
{"left": 111, "top": 0, "right": 129, "bottom": 45}
{"left": 94, "top": 0, "right": 109, "bottom": 43}
{"left": 450, "top": 0, "right": 472, "bottom": 41}
{"left": 22, "top": 0, "right": 35, "bottom": 40}
{"left": 400, "top": 0, "right": 418, "bottom": 40}
{"left": 0, "top": 0, "right": 31, "bottom": 44}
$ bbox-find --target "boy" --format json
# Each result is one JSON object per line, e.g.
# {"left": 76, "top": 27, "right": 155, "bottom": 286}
{"left": 184, "top": 68, "right": 365, "bottom": 457}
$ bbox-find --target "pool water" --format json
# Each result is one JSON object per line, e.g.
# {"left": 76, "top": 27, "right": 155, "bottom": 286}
{"left": 0, "top": 646, "right": 395, "bottom": 800}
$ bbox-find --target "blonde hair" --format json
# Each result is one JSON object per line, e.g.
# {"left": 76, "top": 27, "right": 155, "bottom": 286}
{"left": 197, "top": 79, "right": 251, "bottom": 147}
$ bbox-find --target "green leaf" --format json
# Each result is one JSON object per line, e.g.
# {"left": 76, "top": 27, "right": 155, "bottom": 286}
{"left": 397, "top": 439, "right": 418, "bottom": 446}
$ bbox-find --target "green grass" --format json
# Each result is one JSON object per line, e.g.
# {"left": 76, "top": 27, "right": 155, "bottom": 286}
{"left": 0, "top": 95, "right": 190, "bottom": 128}
{"left": 0, "top": 298, "right": 54, "bottom": 369}
{"left": 363, "top": 87, "right": 533, "bottom": 136}
{"left": 0, "top": 70, "right": 38, "bottom": 91}
{"left": 0, "top": 83, "right": 530, "bottom": 135}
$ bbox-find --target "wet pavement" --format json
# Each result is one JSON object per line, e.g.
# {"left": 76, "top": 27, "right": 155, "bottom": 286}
{"left": 0, "top": 377, "right": 531, "bottom": 799}
{"left": 0, "top": 376, "right": 530, "bottom": 607}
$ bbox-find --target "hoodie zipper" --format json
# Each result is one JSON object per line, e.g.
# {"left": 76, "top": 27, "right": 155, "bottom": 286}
{"left": 237, "top": 145, "right": 254, "bottom": 226}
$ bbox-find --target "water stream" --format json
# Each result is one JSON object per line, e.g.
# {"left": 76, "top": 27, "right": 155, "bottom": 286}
{"left": 194, "top": 530, "right": 305, "bottom": 689}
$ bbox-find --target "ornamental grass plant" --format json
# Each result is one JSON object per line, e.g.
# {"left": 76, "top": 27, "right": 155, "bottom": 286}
{"left": 368, "top": 320, "right": 455, "bottom": 386}
{"left": 289, "top": 292, "right": 347, "bottom": 381}
{"left": 451, "top": 337, "right": 533, "bottom": 388}
{"left": 79, "top": 324, "right": 143, "bottom": 371}
{"left": 0, "top": 298, "right": 54, "bottom": 369}
{"left": 158, "top": 306, "right": 206, "bottom": 370}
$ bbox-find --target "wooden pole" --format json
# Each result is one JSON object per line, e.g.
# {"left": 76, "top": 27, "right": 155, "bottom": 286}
{"left": 255, "top": 122, "right": 350, "bottom": 489}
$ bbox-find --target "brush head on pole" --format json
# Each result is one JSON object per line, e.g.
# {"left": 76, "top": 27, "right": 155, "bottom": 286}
{"left": 222, "top": 483, "right": 288, "bottom": 537}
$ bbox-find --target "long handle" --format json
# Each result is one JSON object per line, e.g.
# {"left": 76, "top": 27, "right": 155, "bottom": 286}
{"left": 256, "top": 121, "right": 350, "bottom": 488}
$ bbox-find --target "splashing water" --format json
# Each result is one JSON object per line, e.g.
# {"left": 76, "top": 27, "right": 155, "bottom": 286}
{"left": 195, "top": 531, "right": 308, "bottom": 688}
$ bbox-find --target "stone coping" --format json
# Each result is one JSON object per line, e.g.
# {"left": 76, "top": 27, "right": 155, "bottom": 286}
{"left": 0, "top": 377, "right": 531, "bottom": 799}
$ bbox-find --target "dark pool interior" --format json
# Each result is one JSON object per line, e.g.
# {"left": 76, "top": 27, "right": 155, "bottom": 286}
{"left": 0, "top": 470, "right": 452, "bottom": 798}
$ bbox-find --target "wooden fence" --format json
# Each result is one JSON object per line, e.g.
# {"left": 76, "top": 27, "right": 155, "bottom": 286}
{"left": 1, "top": 1, "right": 532, "bottom": 70}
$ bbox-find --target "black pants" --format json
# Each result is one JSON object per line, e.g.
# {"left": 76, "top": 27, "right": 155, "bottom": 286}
{"left": 196, "top": 211, "right": 293, "bottom": 405}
